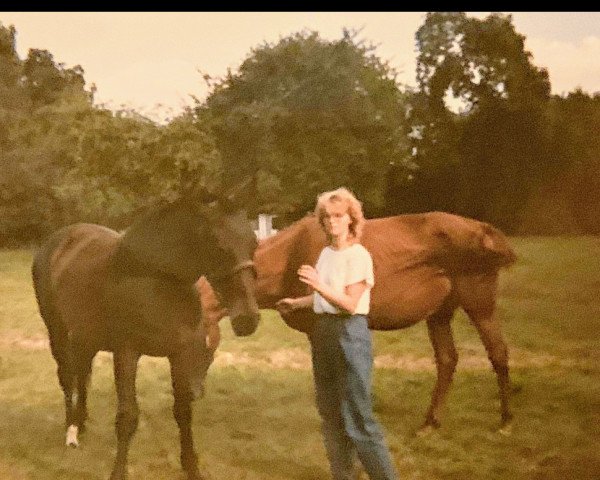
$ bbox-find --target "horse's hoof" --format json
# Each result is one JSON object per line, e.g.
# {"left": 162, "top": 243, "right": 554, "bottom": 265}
{"left": 416, "top": 424, "right": 437, "bottom": 437}
{"left": 187, "top": 471, "right": 206, "bottom": 480}
{"left": 498, "top": 422, "right": 513, "bottom": 436}
{"left": 65, "top": 425, "right": 79, "bottom": 447}
{"left": 109, "top": 470, "right": 127, "bottom": 480}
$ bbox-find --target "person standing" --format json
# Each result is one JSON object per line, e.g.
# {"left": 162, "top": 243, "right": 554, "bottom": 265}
{"left": 276, "top": 187, "right": 398, "bottom": 480}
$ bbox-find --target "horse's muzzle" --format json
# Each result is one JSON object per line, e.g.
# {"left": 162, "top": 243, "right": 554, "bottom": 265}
{"left": 230, "top": 312, "right": 260, "bottom": 336}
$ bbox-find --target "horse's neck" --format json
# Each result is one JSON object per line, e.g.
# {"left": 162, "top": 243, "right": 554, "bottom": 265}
{"left": 110, "top": 242, "right": 190, "bottom": 286}
{"left": 255, "top": 217, "right": 323, "bottom": 306}
{"left": 117, "top": 201, "right": 220, "bottom": 284}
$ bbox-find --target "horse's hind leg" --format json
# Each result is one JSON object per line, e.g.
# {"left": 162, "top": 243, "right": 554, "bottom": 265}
{"left": 67, "top": 344, "right": 97, "bottom": 446}
{"left": 418, "top": 306, "right": 458, "bottom": 435}
{"left": 456, "top": 273, "right": 512, "bottom": 432}
{"left": 43, "top": 319, "right": 78, "bottom": 445}
{"left": 44, "top": 324, "right": 95, "bottom": 447}
{"left": 33, "top": 254, "right": 80, "bottom": 446}
{"left": 468, "top": 310, "right": 512, "bottom": 434}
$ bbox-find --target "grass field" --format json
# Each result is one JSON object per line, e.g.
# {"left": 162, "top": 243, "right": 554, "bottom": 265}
{"left": 0, "top": 237, "right": 599, "bottom": 480}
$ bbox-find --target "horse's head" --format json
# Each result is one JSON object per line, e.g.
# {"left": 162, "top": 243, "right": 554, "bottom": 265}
{"left": 118, "top": 181, "right": 260, "bottom": 337}
{"left": 200, "top": 202, "right": 260, "bottom": 337}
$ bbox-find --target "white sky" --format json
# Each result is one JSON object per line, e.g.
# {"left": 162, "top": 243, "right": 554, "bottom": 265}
{"left": 1, "top": 12, "right": 599, "bottom": 123}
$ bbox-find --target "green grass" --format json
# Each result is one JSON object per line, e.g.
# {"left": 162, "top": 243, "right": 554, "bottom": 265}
{"left": 1, "top": 237, "right": 599, "bottom": 479}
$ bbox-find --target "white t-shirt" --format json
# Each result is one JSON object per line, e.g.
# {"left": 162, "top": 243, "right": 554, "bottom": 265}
{"left": 313, "top": 243, "right": 375, "bottom": 315}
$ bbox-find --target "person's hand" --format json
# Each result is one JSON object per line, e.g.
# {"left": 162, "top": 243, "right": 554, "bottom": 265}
{"left": 298, "top": 265, "right": 320, "bottom": 290}
{"left": 275, "top": 298, "right": 296, "bottom": 315}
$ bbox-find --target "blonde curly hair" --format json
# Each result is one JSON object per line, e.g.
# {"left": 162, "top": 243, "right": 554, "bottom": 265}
{"left": 315, "top": 187, "right": 365, "bottom": 243}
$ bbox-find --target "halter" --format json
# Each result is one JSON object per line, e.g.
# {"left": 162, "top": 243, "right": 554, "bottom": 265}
{"left": 231, "top": 260, "right": 256, "bottom": 275}
{"left": 209, "top": 259, "right": 256, "bottom": 282}
{"left": 118, "top": 242, "right": 255, "bottom": 284}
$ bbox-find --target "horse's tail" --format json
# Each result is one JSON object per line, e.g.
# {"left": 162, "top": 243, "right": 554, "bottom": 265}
{"left": 478, "top": 222, "right": 518, "bottom": 269}
{"left": 32, "top": 228, "right": 72, "bottom": 369}
{"left": 427, "top": 213, "right": 517, "bottom": 273}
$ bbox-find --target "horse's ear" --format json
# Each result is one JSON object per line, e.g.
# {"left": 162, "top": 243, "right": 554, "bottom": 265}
{"left": 197, "top": 187, "right": 219, "bottom": 204}
{"left": 220, "top": 176, "right": 256, "bottom": 211}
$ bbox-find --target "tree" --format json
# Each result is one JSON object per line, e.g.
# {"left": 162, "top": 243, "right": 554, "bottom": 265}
{"left": 402, "top": 12, "right": 552, "bottom": 231}
{"left": 0, "top": 23, "right": 224, "bottom": 245}
{"left": 198, "top": 29, "right": 411, "bottom": 219}
{"left": 21, "top": 48, "right": 88, "bottom": 108}
{"left": 52, "top": 108, "right": 223, "bottom": 230}
{"left": 546, "top": 90, "right": 600, "bottom": 234}
{"left": 0, "top": 82, "right": 95, "bottom": 244}
{"left": 0, "top": 22, "right": 26, "bottom": 114}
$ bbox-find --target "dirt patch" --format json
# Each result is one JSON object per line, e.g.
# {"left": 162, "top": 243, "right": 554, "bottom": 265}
{"left": 214, "top": 348, "right": 311, "bottom": 370}
{"left": 374, "top": 347, "right": 580, "bottom": 371}
{"left": 0, "top": 330, "right": 48, "bottom": 350}
{"left": 3, "top": 331, "right": 586, "bottom": 372}
{"left": 214, "top": 346, "right": 584, "bottom": 371}
{"left": 0, "top": 462, "right": 29, "bottom": 480}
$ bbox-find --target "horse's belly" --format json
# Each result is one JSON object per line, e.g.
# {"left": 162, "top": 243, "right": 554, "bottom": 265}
{"left": 369, "top": 266, "right": 452, "bottom": 330}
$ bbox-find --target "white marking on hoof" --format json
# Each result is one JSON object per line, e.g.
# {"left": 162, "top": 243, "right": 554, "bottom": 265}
{"left": 66, "top": 425, "right": 79, "bottom": 447}
{"left": 498, "top": 423, "right": 513, "bottom": 436}
{"left": 416, "top": 425, "right": 436, "bottom": 437}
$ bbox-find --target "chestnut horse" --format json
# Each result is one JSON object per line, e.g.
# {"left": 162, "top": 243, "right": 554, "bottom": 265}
{"left": 32, "top": 193, "right": 260, "bottom": 480}
{"left": 199, "top": 211, "right": 516, "bottom": 434}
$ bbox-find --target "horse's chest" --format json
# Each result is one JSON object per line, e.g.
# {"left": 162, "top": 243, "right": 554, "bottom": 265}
{"left": 102, "top": 275, "right": 202, "bottom": 353}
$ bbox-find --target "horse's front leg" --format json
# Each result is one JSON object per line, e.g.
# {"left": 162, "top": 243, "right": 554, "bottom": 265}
{"left": 110, "top": 348, "right": 140, "bottom": 480}
{"left": 169, "top": 350, "right": 206, "bottom": 480}
{"left": 419, "top": 308, "right": 457, "bottom": 436}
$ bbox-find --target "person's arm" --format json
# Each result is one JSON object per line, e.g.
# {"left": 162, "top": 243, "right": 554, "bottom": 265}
{"left": 275, "top": 294, "right": 313, "bottom": 315}
{"left": 297, "top": 265, "right": 370, "bottom": 315}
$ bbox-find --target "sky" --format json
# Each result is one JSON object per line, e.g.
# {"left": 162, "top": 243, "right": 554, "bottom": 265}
{"left": 1, "top": 12, "right": 599, "bottom": 123}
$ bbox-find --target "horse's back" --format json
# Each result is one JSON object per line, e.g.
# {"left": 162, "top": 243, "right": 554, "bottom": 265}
{"left": 365, "top": 212, "right": 515, "bottom": 271}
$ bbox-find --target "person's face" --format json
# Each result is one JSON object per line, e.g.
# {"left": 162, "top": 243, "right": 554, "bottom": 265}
{"left": 322, "top": 201, "right": 351, "bottom": 239}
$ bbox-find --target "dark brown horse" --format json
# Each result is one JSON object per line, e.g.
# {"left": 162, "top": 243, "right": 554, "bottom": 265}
{"left": 32, "top": 193, "right": 260, "bottom": 480}
{"left": 200, "top": 211, "right": 516, "bottom": 434}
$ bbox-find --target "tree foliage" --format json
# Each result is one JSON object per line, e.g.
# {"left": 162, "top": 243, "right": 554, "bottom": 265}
{"left": 0, "top": 16, "right": 598, "bottom": 246}
{"left": 198, "top": 30, "right": 411, "bottom": 218}
{"left": 0, "top": 21, "right": 222, "bottom": 244}
{"left": 545, "top": 90, "right": 600, "bottom": 233}
{"left": 394, "top": 13, "right": 553, "bottom": 231}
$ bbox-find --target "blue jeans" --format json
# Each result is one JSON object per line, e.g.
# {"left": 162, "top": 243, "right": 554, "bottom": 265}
{"left": 310, "top": 314, "right": 398, "bottom": 480}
